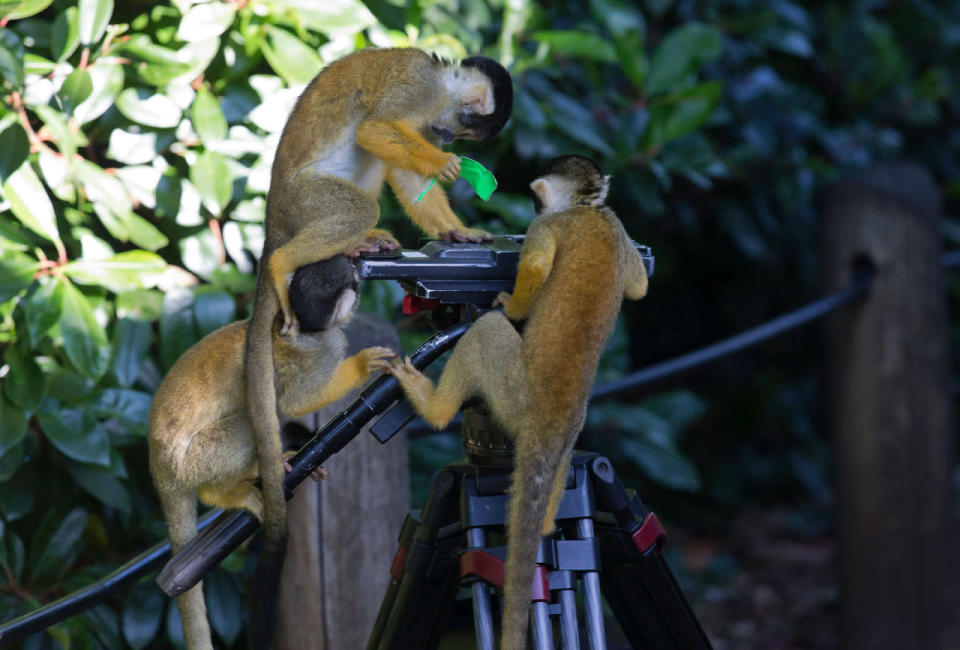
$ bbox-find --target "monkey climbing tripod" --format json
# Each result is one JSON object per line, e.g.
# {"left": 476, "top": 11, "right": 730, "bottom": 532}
{"left": 366, "top": 405, "right": 713, "bottom": 650}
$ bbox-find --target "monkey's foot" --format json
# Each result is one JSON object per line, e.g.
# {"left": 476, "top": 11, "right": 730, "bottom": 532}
{"left": 348, "top": 230, "right": 400, "bottom": 257}
{"left": 439, "top": 226, "right": 492, "bottom": 243}
{"left": 492, "top": 291, "right": 512, "bottom": 309}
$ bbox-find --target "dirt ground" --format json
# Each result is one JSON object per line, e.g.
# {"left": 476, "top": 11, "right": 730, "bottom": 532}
{"left": 680, "top": 508, "right": 839, "bottom": 650}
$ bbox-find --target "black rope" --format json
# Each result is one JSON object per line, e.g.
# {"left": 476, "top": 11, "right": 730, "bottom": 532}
{"left": 590, "top": 266, "right": 875, "bottom": 399}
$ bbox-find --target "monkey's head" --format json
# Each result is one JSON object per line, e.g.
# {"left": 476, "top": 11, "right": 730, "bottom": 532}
{"left": 433, "top": 56, "right": 513, "bottom": 144}
{"left": 288, "top": 256, "right": 360, "bottom": 333}
{"left": 529, "top": 155, "right": 610, "bottom": 216}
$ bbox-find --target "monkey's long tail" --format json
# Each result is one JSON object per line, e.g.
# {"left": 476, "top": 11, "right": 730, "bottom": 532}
{"left": 500, "top": 433, "right": 571, "bottom": 650}
{"left": 160, "top": 491, "right": 214, "bottom": 650}
{"left": 244, "top": 267, "right": 287, "bottom": 650}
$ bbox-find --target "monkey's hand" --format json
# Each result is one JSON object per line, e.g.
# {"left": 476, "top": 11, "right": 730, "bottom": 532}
{"left": 358, "top": 346, "right": 396, "bottom": 376}
{"left": 437, "top": 154, "right": 461, "bottom": 183}
{"left": 364, "top": 228, "right": 401, "bottom": 251}
{"left": 439, "top": 226, "right": 493, "bottom": 243}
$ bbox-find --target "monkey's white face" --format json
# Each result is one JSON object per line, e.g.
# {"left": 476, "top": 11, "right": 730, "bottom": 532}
{"left": 434, "top": 68, "right": 495, "bottom": 142}
{"left": 530, "top": 173, "right": 610, "bottom": 216}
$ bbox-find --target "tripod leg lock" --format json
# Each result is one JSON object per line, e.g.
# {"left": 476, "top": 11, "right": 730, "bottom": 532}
{"left": 632, "top": 512, "right": 667, "bottom": 555}
{"left": 459, "top": 550, "right": 551, "bottom": 602}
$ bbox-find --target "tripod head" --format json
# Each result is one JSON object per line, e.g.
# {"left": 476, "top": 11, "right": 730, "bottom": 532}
{"left": 356, "top": 235, "right": 654, "bottom": 315}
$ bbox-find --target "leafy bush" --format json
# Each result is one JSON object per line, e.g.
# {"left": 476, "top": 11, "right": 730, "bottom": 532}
{"left": 2, "top": 0, "right": 958, "bottom": 646}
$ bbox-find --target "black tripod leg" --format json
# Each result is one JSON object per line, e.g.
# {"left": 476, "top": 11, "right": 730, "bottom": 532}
{"left": 367, "top": 513, "right": 419, "bottom": 648}
{"left": 371, "top": 469, "right": 462, "bottom": 650}
{"left": 589, "top": 456, "right": 713, "bottom": 650}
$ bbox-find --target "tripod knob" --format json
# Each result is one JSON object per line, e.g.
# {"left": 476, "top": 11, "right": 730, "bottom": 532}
{"left": 462, "top": 405, "right": 514, "bottom": 465}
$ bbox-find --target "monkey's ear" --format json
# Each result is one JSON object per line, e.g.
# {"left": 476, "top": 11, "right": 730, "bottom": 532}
{"left": 598, "top": 174, "right": 611, "bottom": 203}
{"left": 529, "top": 177, "right": 551, "bottom": 212}
{"left": 462, "top": 83, "right": 494, "bottom": 115}
{"left": 329, "top": 288, "right": 358, "bottom": 327}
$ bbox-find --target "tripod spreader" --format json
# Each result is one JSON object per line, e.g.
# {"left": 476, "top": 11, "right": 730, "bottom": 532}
{"left": 155, "top": 319, "right": 472, "bottom": 598}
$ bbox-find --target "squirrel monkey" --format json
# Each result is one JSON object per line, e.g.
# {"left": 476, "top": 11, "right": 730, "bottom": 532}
{"left": 245, "top": 48, "right": 513, "bottom": 592}
{"left": 149, "top": 256, "right": 393, "bottom": 650}
{"left": 389, "top": 155, "right": 648, "bottom": 650}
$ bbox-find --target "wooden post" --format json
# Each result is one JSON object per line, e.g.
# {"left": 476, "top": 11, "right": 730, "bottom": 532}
{"left": 274, "top": 312, "right": 408, "bottom": 649}
{"left": 822, "top": 163, "right": 960, "bottom": 650}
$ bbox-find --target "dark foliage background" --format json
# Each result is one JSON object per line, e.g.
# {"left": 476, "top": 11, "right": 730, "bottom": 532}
{"left": 0, "top": 0, "right": 957, "bottom": 647}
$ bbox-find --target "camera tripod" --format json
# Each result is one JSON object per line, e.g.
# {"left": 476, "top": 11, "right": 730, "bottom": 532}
{"left": 366, "top": 406, "right": 713, "bottom": 650}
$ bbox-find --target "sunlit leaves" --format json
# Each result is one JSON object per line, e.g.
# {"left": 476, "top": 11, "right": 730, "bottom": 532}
{"left": 261, "top": 25, "right": 324, "bottom": 85}
{"left": 77, "top": 0, "right": 114, "bottom": 46}
{"left": 51, "top": 6, "right": 80, "bottom": 62}
{"left": 176, "top": 2, "right": 236, "bottom": 42}
{"left": 1, "top": 161, "right": 62, "bottom": 248}
{"left": 190, "top": 150, "right": 232, "bottom": 216}
{"left": 58, "top": 278, "right": 110, "bottom": 380}
{"left": 192, "top": 87, "right": 228, "bottom": 145}
{"left": 532, "top": 30, "right": 617, "bottom": 62}
{"left": 0, "top": 0, "right": 53, "bottom": 21}
{"left": 116, "top": 88, "right": 183, "bottom": 129}
{"left": 59, "top": 67, "right": 93, "bottom": 115}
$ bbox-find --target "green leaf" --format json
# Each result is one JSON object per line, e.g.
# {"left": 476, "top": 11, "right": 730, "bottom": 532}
{"left": 51, "top": 6, "right": 81, "bottom": 62}
{"left": 190, "top": 150, "right": 232, "bottom": 216}
{"left": 0, "top": 395, "right": 27, "bottom": 457}
{"left": 77, "top": 0, "right": 114, "bottom": 46}
{"left": 27, "top": 506, "right": 87, "bottom": 581}
{"left": 74, "top": 158, "right": 131, "bottom": 215}
{"left": 159, "top": 288, "right": 198, "bottom": 369}
{"left": 1, "top": 161, "right": 62, "bottom": 248}
{"left": 193, "top": 288, "right": 235, "bottom": 337}
{"left": 205, "top": 570, "right": 243, "bottom": 645}
{"left": 622, "top": 438, "right": 700, "bottom": 492}
{"left": 644, "top": 81, "right": 723, "bottom": 148}
{"left": 94, "top": 387, "right": 151, "bottom": 434}
{"left": 107, "top": 128, "right": 159, "bottom": 165}
{"left": 192, "top": 86, "right": 228, "bottom": 145}
{"left": 645, "top": 22, "right": 723, "bottom": 96}
{"left": 74, "top": 61, "right": 125, "bottom": 125}
{"left": 0, "top": 123, "right": 29, "bottom": 183}
{"left": 116, "top": 33, "right": 183, "bottom": 66}
{"left": 0, "top": 249, "right": 38, "bottom": 305}
{"left": 532, "top": 30, "right": 617, "bottom": 62}
{"left": 121, "top": 211, "right": 169, "bottom": 252}
{"left": 0, "top": 441, "right": 24, "bottom": 481}
{"left": 25, "top": 277, "right": 63, "bottom": 345}
{"left": 261, "top": 26, "right": 324, "bottom": 86}
{"left": 0, "top": 27, "right": 24, "bottom": 88}
{"left": 33, "top": 103, "right": 87, "bottom": 160}
{"left": 176, "top": 2, "right": 236, "bottom": 42}
{"left": 59, "top": 67, "right": 93, "bottom": 115}
{"left": 59, "top": 278, "right": 111, "bottom": 380}
{"left": 4, "top": 344, "right": 45, "bottom": 411}
{"left": 115, "top": 88, "right": 182, "bottom": 129}
{"left": 66, "top": 462, "right": 131, "bottom": 512}
{"left": 111, "top": 318, "right": 152, "bottom": 388}
{"left": 122, "top": 581, "right": 165, "bottom": 649}
{"left": 64, "top": 250, "right": 166, "bottom": 293}
{"left": 0, "top": 0, "right": 52, "bottom": 20}
{"left": 37, "top": 403, "right": 110, "bottom": 465}
{"left": 0, "top": 532, "right": 25, "bottom": 580}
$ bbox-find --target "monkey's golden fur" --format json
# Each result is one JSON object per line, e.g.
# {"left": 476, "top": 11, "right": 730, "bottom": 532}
{"left": 246, "top": 49, "right": 512, "bottom": 572}
{"left": 390, "top": 155, "right": 647, "bottom": 649}
{"left": 150, "top": 314, "right": 392, "bottom": 650}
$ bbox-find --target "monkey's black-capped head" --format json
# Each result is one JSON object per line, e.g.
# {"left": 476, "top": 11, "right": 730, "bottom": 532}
{"left": 433, "top": 56, "right": 513, "bottom": 144}
{"left": 289, "top": 256, "right": 359, "bottom": 333}
{"left": 529, "top": 155, "right": 611, "bottom": 216}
